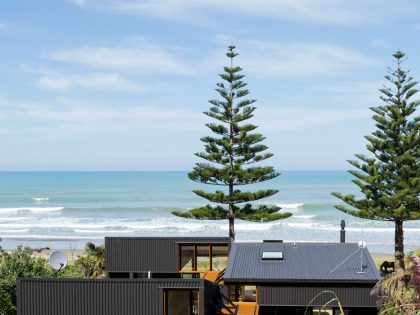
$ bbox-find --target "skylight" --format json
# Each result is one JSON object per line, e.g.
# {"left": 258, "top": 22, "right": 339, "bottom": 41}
{"left": 262, "top": 251, "right": 284, "bottom": 260}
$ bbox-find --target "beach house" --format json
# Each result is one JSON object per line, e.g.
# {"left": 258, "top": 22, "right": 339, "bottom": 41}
{"left": 17, "top": 235, "right": 380, "bottom": 315}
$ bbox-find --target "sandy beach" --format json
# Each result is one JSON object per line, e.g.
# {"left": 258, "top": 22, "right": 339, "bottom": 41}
{"left": 371, "top": 252, "right": 394, "bottom": 262}
{"left": 31, "top": 248, "right": 86, "bottom": 263}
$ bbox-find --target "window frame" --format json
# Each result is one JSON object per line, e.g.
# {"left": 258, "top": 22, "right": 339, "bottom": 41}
{"left": 163, "top": 289, "right": 200, "bottom": 315}
{"left": 178, "top": 243, "right": 228, "bottom": 272}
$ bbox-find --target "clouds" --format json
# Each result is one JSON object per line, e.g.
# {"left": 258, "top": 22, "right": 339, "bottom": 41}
{"left": 18, "top": 36, "right": 378, "bottom": 130}
{"left": 39, "top": 36, "right": 376, "bottom": 82}
{"left": 37, "top": 73, "right": 148, "bottom": 92}
{"left": 6, "top": 0, "right": 415, "bottom": 170}
{"left": 24, "top": 97, "right": 198, "bottom": 127}
{"left": 1, "top": 90, "right": 370, "bottom": 137}
{"left": 206, "top": 38, "right": 377, "bottom": 78}
{"left": 0, "top": 94, "right": 203, "bottom": 141}
{"left": 0, "top": 95, "right": 205, "bottom": 170}
{"left": 68, "top": 0, "right": 415, "bottom": 26}
{"left": 45, "top": 39, "right": 192, "bottom": 75}
{"left": 371, "top": 39, "right": 389, "bottom": 48}
{"left": 68, "top": 0, "right": 85, "bottom": 7}
{"left": 21, "top": 37, "right": 197, "bottom": 94}
{"left": 21, "top": 63, "right": 148, "bottom": 92}
{"left": 257, "top": 107, "right": 369, "bottom": 131}
{"left": 17, "top": 35, "right": 379, "bottom": 112}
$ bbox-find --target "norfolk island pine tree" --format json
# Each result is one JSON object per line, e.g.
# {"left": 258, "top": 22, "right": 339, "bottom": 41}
{"left": 172, "top": 46, "right": 292, "bottom": 243}
{"left": 332, "top": 51, "right": 420, "bottom": 271}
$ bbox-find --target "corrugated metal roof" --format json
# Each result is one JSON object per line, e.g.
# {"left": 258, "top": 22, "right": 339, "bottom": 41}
{"left": 224, "top": 242, "right": 380, "bottom": 284}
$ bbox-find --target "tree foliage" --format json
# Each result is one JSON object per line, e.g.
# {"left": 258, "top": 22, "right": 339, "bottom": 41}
{"left": 173, "top": 204, "right": 291, "bottom": 222}
{"left": 76, "top": 242, "right": 105, "bottom": 278}
{"left": 0, "top": 286, "right": 15, "bottom": 315}
{"left": 172, "top": 46, "right": 292, "bottom": 241}
{"left": 0, "top": 246, "right": 53, "bottom": 314}
{"left": 332, "top": 51, "right": 420, "bottom": 270}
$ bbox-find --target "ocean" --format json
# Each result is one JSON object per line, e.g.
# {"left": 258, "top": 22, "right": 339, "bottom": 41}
{"left": 0, "top": 171, "right": 418, "bottom": 253}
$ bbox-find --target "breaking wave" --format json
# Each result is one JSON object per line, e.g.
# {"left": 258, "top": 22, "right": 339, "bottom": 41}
{"left": 294, "top": 215, "right": 317, "bottom": 219}
{"left": 32, "top": 197, "right": 49, "bottom": 201}
{"left": 0, "top": 207, "right": 64, "bottom": 213}
{"left": 277, "top": 203, "right": 304, "bottom": 209}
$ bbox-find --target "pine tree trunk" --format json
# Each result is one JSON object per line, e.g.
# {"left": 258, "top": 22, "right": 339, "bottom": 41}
{"left": 228, "top": 53, "right": 235, "bottom": 244}
{"left": 394, "top": 219, "right": 405, "bottom": 271}
{"left": 229, "top": 201, "right": 235, "bottom": 244}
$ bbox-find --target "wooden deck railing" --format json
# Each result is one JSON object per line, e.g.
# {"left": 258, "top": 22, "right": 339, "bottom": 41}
{"left": 215, "top": 268, "right": 226, "bottom": 284}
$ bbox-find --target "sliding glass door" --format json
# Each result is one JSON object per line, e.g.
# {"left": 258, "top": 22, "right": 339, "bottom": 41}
{"left": 164, "top": 289, "right": 199, "bottom": 315}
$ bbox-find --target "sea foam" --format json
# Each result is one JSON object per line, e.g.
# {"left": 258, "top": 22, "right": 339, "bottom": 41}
{"left": 32, "top": 197, "right": 49, "bottom": 201}
{"left": 277, "top": 203, "right": 304, "bottom": 209}
{"left": 294, "top": 215, "right": 316, "bottom": 219}
{"left": 0, "top": 207, "right": 64, "bottom": 213}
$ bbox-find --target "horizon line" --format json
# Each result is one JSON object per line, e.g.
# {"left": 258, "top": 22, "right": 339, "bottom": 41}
{"left": 0, "top": 169, "right": 351, "bottom": 173}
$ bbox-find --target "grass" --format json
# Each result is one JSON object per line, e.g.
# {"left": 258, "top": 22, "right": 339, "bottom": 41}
{"left": 371, "top": 253, "right": 394, "bottom": 271}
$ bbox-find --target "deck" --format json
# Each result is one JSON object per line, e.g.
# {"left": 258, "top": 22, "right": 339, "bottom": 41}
{"left": 221, "top": 302, "right": 258, "bottom": 315}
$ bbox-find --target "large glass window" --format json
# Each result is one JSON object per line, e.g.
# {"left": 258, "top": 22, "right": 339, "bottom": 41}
{"left": 165, "top": 290, "right": 199, "bottom": 315}
{"left": 211, "top": 245, "right": 228, "bottom": 270}
{"left": 179, "top": 243, "right": 229, "bottom": 271}
{"left": 180, "top": 246, "right": 195, "bottom": 270}
{"left": 196, "top": 246, "right": 210, "bottom": 271}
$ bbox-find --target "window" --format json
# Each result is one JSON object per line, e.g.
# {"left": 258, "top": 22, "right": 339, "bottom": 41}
{"left": 196, "top": 246, "right": 210, "bottom": 270}
{"left": 211, "top": 245, "right": 228, "bottom": 270}
{"left": 179, "top": 243, "right": 228, "bottom": 272}
{"left": 229, "top": 285, "right": 257, "bottom": 302}
{"left": 262, "top": 251, "right": 283, "bottom": 260}
{"left": 164, "top": 289, "right": 199, "bottom": 315}
{"left": 180, "top": 246, "right": 195, "bottom": 270}
{"left": 241, "top": 285, "right": 257, "bottom": 302}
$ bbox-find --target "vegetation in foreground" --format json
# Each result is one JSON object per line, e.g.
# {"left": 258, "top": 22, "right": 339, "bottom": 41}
{"left": 172, "top": 45, "right": 292, "bottom": 242}
{"left": 0, "top": 243, "right": 105, "bottom": 315}
{"left": 303, "top": 250, "right": 420, "bottom": 315}
{"left": 333, "top": 51, "right": 420, "bottom": 271}
{"left": 373, "top": 249, "right": 420, "bottom": 314}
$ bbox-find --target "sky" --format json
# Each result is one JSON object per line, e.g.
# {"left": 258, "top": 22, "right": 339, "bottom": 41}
{"left": 0, "top": 0, "right": 419, "bottom": 171}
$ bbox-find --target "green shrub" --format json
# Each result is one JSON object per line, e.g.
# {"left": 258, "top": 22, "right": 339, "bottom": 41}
{"left": 0, "top": 286, "right": 15, "bottom": 315}
{"left": 76, "top": 243, "right": 105, "bottom": 278}
{"left": 0, "top": 246, "right": 53, "bottom": 314}
{"left": 56, "top": 263, "right": 85, "bottom": 278}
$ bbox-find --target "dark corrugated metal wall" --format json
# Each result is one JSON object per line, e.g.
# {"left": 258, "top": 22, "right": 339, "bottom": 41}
{"left": 257, "top": 284, "right": 377, "bottom": 308}
{"left": 105, "top": 237, "right": 229, "bottom": 273}
{"left": 18, "top": 278, "right": 211, "bottom": 315}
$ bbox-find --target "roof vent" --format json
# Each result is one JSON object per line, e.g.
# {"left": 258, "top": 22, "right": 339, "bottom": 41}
{"left": 263, "top": 240, "right": 283, "bottom": 243}
{"left": 262, "top": 251, "right": 284, "bottom": 260}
